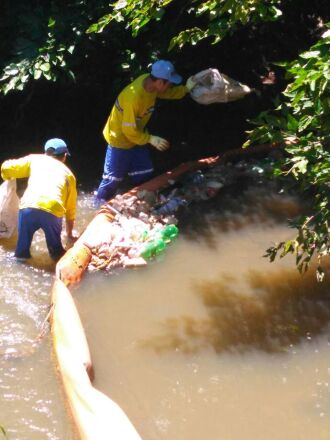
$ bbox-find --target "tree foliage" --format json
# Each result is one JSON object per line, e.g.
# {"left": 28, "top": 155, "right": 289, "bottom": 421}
{"left": 0, "top": 0, "right": 109, "bottom": 94}
{"left": 245, "top": 26, "right": 330, "bottom": 281}
{"left": 0, "top": 0, "right": 284, "bottom": 95}
{"left": 87, "top": 0, "right": 282, "bottom": 49}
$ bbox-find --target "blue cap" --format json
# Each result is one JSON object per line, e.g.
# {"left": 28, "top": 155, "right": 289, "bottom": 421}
{"left": 44, "top": 138, "right": 70, "bottom": 156}
{"left": 151, "top": 60, "right": 182, "bottom": 84}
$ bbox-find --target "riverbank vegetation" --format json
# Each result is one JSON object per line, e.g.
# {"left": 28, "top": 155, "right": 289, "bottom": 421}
{"left": 0, "top": 0, "right": 329, "bottom": 278}
{"left": 245, "top": 30, "right": 330, "bottom": 281}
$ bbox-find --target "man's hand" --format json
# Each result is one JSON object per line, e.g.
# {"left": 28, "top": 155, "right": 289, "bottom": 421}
{"left": 67, "top": 231, "right": 79, "bottom": 241}
{"left": 149, "top": 135, "right": 170, "bottom": 151}
{"left": 63, "top": 232, "right": 78, "bottom": 250}
{"left": 186, "top": 76, "right": 197, "bottom": 91}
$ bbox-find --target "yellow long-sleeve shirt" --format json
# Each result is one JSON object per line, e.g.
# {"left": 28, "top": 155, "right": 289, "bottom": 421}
{"left": 1, "top": 154, "right": 77, "bottom": 220}
{"left": 103, "top": 74, "right": 188, "bottom": 149}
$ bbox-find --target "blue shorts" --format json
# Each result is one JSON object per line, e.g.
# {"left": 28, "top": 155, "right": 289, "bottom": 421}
{"left": 96, "top": 145, "right": 154, "bottom": 201}
{"left": 15, "top": 208, "right": 65, "bottom": 261}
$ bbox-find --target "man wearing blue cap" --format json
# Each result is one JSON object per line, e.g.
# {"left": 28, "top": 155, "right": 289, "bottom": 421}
{"left": 96, "top": 60, "right": 196, "bottom": 201}
{"left": 1, "top": 138, "right": 77, "bottom": 261}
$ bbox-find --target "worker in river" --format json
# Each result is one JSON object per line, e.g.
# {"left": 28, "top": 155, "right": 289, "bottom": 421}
{"left": 1, "top": 138, "right": 78, "bottom": 261}
{"left": 95, "top": 59, "right": 196, "bottom": 201}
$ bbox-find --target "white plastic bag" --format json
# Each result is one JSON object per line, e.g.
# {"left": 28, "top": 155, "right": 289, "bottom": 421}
{"left": 0, "top": 179, "right": 19, "bottom": 238}
{"left": 190, "top": 68, "right": 252, "bottom": 105}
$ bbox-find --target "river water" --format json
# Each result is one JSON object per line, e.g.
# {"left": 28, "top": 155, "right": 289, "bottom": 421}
{"left": 0, "top": 193, "right": 95, "bottom": 440}
{"left": 1, "top": 180, "right": 330, "bottom": 439}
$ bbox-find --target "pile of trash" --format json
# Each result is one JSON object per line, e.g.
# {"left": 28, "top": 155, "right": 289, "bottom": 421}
{"left": 88, "top": 207, "right": 179, "bottom": 272}
{"left": 87, "top": 158, "right": 274, "bottom": 272}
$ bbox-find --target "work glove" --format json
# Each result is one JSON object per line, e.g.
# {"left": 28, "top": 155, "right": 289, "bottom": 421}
{"left": 186, "top": 76, "right": 197, "bottom": 92}
{"left": 149, "top": 135, "right": 169, "bottom": 151}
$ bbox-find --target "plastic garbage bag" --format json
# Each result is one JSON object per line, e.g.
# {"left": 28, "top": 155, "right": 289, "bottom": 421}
{"left": 190, "top": 68, "right": 252, "bottom": 104}
{"left": 0, "top": 179, "right": 19, "bottom": 238}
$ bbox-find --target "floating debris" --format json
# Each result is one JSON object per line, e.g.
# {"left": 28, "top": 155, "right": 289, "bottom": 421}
{"left": 88, "top": 157, "right": 276, "bottom": 272}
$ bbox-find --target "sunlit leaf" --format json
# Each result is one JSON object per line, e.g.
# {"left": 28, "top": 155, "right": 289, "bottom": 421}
{"left": 39, "top": 62, "right": 51, "bottom": 72}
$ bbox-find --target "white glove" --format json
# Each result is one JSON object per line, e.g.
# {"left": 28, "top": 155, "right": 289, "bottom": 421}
{"left": 186, "top": 76, "right": 197, "bottom": 91}
{"left": 149, "top": 135, "right": 169, "bottom": 151}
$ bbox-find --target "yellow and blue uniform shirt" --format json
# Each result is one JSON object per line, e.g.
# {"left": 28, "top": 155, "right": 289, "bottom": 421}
{"left": 103, "top": 74, "right": 188, "bottom": 149}
{"left": 1, "top": 154, "right": 77, "bottom": 220}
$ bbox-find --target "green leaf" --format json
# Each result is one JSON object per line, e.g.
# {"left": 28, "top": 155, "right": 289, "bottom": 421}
{"left": 6, "top": 67, "right": 19, "bottom": 75}
{"left": 33, "top": 69, "right": 42, "bottom": 80}
{"left": 298, "top": 115, "right": 313, "bottom": 132}
{"left": 42, "top": 71, "right": 52, "bottom": 80}
{"left": 300, "top": 50, "right": 320, "bottom": 59}
{"left": 65, "top": 45, "right": 74, "bottom": 54}
{"left": 39, "top": 62, "right": 51, "bottom": 72}
{"left": 299, "top": 159, "right": 308, "bottom": 172}
{"left": 48, "top": 17, "right": 56, "bottom": 28}
{"left": 287, "top": 114, "right": 299, "bottom": 131}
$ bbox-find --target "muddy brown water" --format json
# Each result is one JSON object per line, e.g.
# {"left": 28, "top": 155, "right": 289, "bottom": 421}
{"left": 1, "top": 182, "right": 330, "bottom": 439}
{"left": 0, "top": 193, "right": 94, "bottom": 440}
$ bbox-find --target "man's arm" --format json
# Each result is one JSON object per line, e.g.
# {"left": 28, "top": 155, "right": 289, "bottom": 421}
{"left": 65, "top": 174, "right": 77, "bottom": 239}
{"left": 158, "top": 77, "right": 197, "bottom": 100}
{"left": 121, "top": 102, "right": 151, "bottom": 145}
{"left": 157, "top": 84, "right": 188, "bottom": 100}
{"left": 65, "top": 218, "right": 74, "bottom": 237}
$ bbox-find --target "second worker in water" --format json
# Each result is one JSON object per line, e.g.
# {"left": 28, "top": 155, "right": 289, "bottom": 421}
{"left": 1, "top": 138, "right": 77, "bottom": 261}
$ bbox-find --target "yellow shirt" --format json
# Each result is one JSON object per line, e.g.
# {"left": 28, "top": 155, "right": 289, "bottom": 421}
{"left": 1, "top": 154, "right": 77, "bottom": 220}
{"left": 103, "top": 74, "right": 188, "bottom": 149}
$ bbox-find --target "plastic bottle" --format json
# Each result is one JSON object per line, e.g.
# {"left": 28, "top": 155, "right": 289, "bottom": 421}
{"left": 154, "top": 197, "right": 187, "bottom": 215}
{"left": 190, "top": 170, "right": 205, "bottom": 185}
{"left": 139, "top": 238, "right": 166, "bottom": 259}
{"left": 182, "top": 170, "right": 205, "bottom": 185}
{"left": 157, "top": 224, "right": 178, "bottom": 242}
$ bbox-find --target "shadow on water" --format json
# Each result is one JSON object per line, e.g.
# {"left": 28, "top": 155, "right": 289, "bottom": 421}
{"left": 140, "top": 178, "right": 330, "bottom": 355}
{"left": 142, "top": 264, "right": 330, "bottom": 355}
{"left": 178, "top": 176, "right": 305, "bottom": 249}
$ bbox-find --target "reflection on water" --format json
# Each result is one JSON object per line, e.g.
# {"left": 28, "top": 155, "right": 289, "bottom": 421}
{"left": 0, "top": 192, "right": 95, "bottom": 440}
{"left": 179, "top": 181, "right": 305, "bottom": 243}
{"left": 142, "top": 180, "right": 327, "bottom": 354}
{"left": 144, "top": 264, "right": 330, "bottom": 354}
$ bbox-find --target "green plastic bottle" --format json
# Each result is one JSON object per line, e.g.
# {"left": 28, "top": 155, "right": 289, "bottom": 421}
{"left": 139, "top": 238, "right": 166, "bottom": 259}
{"left": 158, "top": 224, "right": 178, "bottom": 242}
